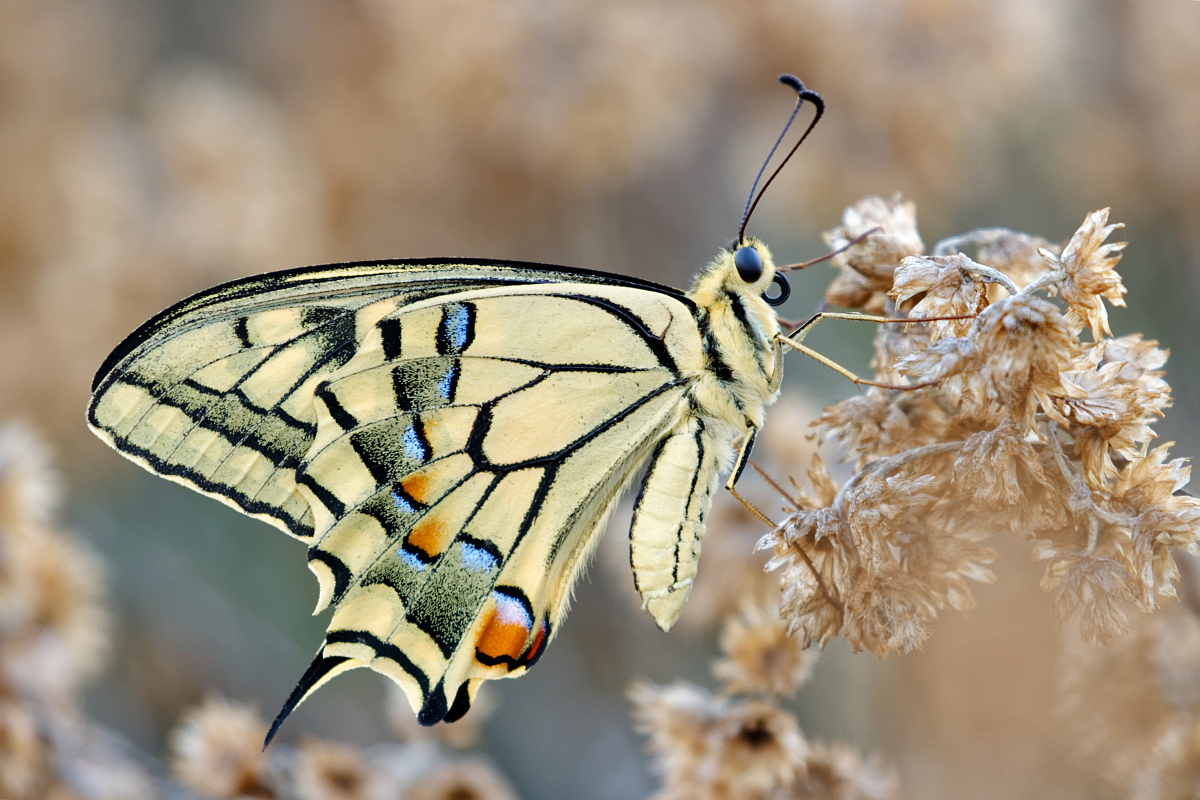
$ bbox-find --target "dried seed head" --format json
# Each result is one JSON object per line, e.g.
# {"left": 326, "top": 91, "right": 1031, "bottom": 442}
{"left": 170, "top": 696, "right": 270, "bottom": 799}
{"left": 1048, "top": 208, "right": 1128, "bottom": 339}
{"left": 839, "top": 565, "right": 938, "bottom": 657}
{"left": 895, "top": 519, "right": 997, "bottom": 613}
{"left": 972, "top": 229, "right": 1056, "bottom": 290}
{"left": 713, "top": 601, "right": 816, "bottom": 698}
{"left": 824, "top": 194, "right": 924, "bottom": 312}
{"left": 845, "top": 467, "right": 944, "bottom": 570}
{"left": 632, "top": 681, "right": 718, "bottom": 777}
{"left": 0, "top": 425, "right": 110, "bottom": 701}
{"left": 1057, "top": 600, "right": 1200, "bottom": 794}
{"left": 404, "top": 758, "right": 521, "bottom": 800}
{"left": 950, "top": 421, "right": 1046, "bottom": 510}
{"left": 1040, "top": 545, "right": 1134, "bottom": 644}
{"left": 293, "top": 739, "right": 369, "bottom": 800}
{"left": 708, "top": 700, "right": 808, "bottom": 796}
{"left": 814, "top": 389, "right": 949, "bottom": 466}
{"left": 633, "top": 681, "right": 808, "bottom": 800}
{"left": 1045, "top": 339, "right": 1170, "bottom": 486}
{"left": 871, "top": 313, "right": 934, "bottom": 384}
{"left": 902, "top": 294, "right": 1075, "bottom": 427}
{"left": 798, "top": 741, "right": 900, "bottom": 800}
{"left": 762, "top": 505, "right": 853, "bottom": 650}
{"left": 890, "top": 254, "right": 988, "bottom": 339}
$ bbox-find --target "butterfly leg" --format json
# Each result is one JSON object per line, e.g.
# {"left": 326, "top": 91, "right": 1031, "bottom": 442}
{"left": 768, "top": 335, "right": 785, "bottom": 394}
{"left": 725, "top": 425, "right": 776, "bottom": 529}
{"left": 775, "top": 310, "right": 950, "bottom": 391}
{"left": 787, "top": 309, "right": 904, "bottom": 343}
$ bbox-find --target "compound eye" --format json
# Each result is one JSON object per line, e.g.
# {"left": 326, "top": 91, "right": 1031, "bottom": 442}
{"left": 734, "top": 245, "right": 764, "bottom": 283}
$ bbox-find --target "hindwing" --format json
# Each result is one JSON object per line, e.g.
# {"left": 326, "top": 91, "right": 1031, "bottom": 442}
{"left": 288, "top": 282, "right": 704, "bottom": 727}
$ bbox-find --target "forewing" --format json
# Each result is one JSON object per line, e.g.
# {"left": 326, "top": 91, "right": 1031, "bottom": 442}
{"left": 279, "top": 282, "right": 704, "bottom": 728}
{"left": 87, "top": 258, "right": 687, "bottom": 542}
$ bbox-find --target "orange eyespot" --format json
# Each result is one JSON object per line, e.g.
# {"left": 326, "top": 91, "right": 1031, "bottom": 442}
{"left": 399, "top": 472, "right": 432, "bottom": 504}
{"left": 475, "top": 590, "right": 534, "bottom": 669}
{"left": 405, "top": 515, "right": 450, "bottom": 559}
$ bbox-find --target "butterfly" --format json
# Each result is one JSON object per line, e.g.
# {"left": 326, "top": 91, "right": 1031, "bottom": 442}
{"left": 86, "top": 77, "right": 823, "bottom": 744}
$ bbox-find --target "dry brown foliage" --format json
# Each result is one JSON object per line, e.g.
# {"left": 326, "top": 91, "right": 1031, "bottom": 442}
{"left": 765, "top": 198, "right": 1195, "bottom": 657}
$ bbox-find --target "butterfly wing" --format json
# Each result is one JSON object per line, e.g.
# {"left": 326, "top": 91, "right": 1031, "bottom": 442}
{"left": 87, "top": 257, "right": 687, "bottom": 540}
{"left": 87, "top": 259, "right": 704, "bottom": 732}
{"left": 292, "top": 281, "right": 704, "bottom": 727}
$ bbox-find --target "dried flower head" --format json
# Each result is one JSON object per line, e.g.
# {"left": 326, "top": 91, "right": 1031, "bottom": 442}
{"left": 901, "top": 294, "right": 1076, "bottom": 427}
{"left": 713, "top": 600, "right": 816, "bottom": 698}
{"left": 950, "top": 421, "right": 1046, "bottom": 511}
{"left": 1044, "top": 340, "right": 1170, "bottom": 486}
{"left": 0, "top": 424, "right": 60, "bottom": 530}
{"left": 1047, "top": 208, "right": 1127, "bottom": 340}
{"left": 1057, "top": 594, "right": 1200, "bottom": 796}
{"left": 170, "top": 696, "right": 271, "bottom": 799}
{"left": 797, "top": 741, "right": 900, "bottom": 800}
{"left": 890, "top": 254, "right": 989, "bottom": 340}
{"left": 404, "top": 757, "right": 521, "bottom": 800}
{"left": 632, "top": 681, "right": 807, "bottom": 800}
{"left": 814, "top": 388, "right": 949, "bottom": 465}
{"left": 293, "top": 739, "right": 369, "bottom": 800}
{"left": 0, "top": 424, "right": 110, "bottom": 700}
{"left": 1040, "top": 545, "right": 1135, "bottom": 644}
{"left": 768, "top": 200, "right": 1199, "bottom": 657}
{"left": 633, "top": 671, "right": 900, "bottom": 800}
{"left": 824, "top": 194, "right": 924, "bottom": 313}
{"left": 0, "top": 522, "right": 110, "bottom": 700}
{"left": 955, "top": 228, "right": 1056, "bottom": 291}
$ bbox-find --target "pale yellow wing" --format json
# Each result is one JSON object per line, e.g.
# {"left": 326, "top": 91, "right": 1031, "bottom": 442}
{"left": 86, "top": 260, "right": 706, "bottom": 738}
{"left": 86, "top": 258, "right": 688, "bottom": 541}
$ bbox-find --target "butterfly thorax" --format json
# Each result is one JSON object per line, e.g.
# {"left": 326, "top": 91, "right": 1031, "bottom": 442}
{"left": 684, "top": 240, "right": 782, "bottom": 441}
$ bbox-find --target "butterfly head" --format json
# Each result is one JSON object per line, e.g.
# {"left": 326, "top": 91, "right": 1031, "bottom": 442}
{"left": 690, "top": 237, "right": 788, "bottom": 311}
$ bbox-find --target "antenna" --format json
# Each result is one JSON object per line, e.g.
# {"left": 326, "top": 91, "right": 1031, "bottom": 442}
{"left": 737, "top": 76, "right": 824, "bottom": 243}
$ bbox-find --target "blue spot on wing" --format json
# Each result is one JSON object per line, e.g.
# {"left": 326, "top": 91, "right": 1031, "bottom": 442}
{"left": 460, "top": 541, "right": 498, "bottom": 573}
{"left": 438, "top": 303, "right": 474, "bottom": 356}
{"left": 492, "top": 589, "right": 533, "bottom": 628}
{"left": 447, "top": 306, "right": 470, "bottom": 351}
{"left": 402, "top": 423, "right": 427, "bottom": 461}
{"left": 399, "top": 548, "right": 427, "bottom": 572}
{"left": 393, "top": 490, "right": 416, "bottom": 515}
{"left": 438, "top": 363, "right": 456, "bottom": 401}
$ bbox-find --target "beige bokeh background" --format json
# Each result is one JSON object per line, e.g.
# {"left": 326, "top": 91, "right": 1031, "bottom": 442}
{"left": 3, "top": 1, "right": 1199, "bottom": 798}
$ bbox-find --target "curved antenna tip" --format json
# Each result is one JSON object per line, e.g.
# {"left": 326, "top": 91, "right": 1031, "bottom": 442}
{"left": 736, "top": 75, "right": 826, "bottom": 242}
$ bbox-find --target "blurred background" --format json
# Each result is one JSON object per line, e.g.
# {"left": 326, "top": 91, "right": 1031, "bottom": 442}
{"left": 2, "top": 0, "right": 1200, "bottom": 798}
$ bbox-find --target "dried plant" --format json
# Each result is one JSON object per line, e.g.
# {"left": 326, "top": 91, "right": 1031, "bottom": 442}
{"left": 169, "top": 695, "right": 520, "bottom": 800}
{"left": 1057, "top": 589, "right": 1200, "bottom": 800}
{"left": 634, "top": 195, "right": 1200, "bottom": 799}
{"left": 0, "top": 423, "right": 154, "bottom": 800}
{"left": 0, "top": 425, "right": 523, "bottom": 800}
{"left": 762, "top": 196, "right": 1199, "bottom": 659}
{"left": 632, "top": 596, "right": 897, "bottom": 800}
